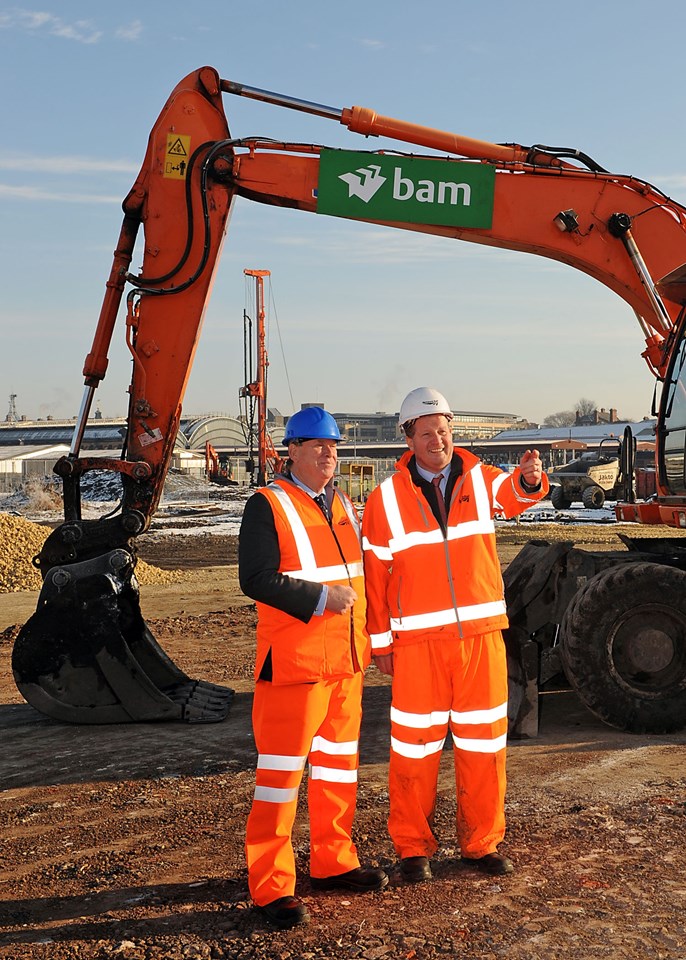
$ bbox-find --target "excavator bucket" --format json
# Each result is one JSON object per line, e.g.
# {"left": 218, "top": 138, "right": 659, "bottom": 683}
{"left": 12, "top": 549, "right": 234, "bottom": 724}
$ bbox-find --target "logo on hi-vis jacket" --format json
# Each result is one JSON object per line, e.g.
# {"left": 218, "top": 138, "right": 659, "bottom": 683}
{"left": 317, "top": 149, "right": 495, "bottom": 228}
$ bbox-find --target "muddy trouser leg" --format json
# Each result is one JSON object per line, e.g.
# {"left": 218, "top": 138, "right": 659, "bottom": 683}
{"left": 449, "top": 631, "right": 508, "bottom": 858}
{"left": 387, "top": 639, "right": 451, "bottom": 859}
{"left": 308, "top": 672, "right": 363, "bottom": 879}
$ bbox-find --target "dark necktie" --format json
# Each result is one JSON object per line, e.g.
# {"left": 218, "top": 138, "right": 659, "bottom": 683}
{"left": 314, "top": 492, "right": 330, "bottom": 522}
{"left": 431, "top": 474, "right": 448, "bottom": 526}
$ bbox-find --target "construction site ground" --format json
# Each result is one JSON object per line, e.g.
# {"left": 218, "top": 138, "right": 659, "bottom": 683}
{"left": 1, "top": 500, "right": 685, "bottom": 960}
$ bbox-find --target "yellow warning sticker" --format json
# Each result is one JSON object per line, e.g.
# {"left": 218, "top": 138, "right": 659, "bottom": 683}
{"left": 164, "top": 133, "right": 191, "bottom": 180}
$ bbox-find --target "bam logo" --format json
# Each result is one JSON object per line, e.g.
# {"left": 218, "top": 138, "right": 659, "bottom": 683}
{"left": 339, "top": 164, "right": 472, "bottom": 208}
{"left": 391, "top": 169, "right": 471, "bottom": 206}
{"left": 338, "top": 164, "right": 386, "bottom": 202}
{"left": 319, "top": 149, "right": 495, "bottom": 229}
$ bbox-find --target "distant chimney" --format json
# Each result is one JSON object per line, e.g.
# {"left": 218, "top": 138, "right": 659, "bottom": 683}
{"left": 610, "top": 408, "right": 618, "bottom": 422}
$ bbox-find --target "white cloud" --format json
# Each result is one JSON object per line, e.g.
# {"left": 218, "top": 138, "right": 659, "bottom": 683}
{"left": 115, "top": 19, "right": 142, "bottom": 42}
{"left": 309, "top": 225, "right": 509, "bottom": 265}
{"left": 358, "top": 38, "right": 385, "bottom": 49}
{"left": 0, "top": 9, "right": 102, "bottom": 43}
{"left": 651, "top": 173, "right": 686, "bottom": 190}
{"left": 0, "top": 154, "right": 138, "bottom": 175}
{"left": 0, "top": 184, "right": 121, "bottom": 203}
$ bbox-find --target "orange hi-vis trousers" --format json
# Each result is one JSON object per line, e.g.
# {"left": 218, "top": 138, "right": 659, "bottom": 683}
{"left": 388, "top": 630, "right": 508, "bottom": 860}
{"left": 246, "top": 673, "right": 363, "bottom": 906}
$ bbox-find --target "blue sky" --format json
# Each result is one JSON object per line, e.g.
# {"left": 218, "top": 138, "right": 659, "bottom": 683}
{"left": 2, "top": 1, "right": 686, "bottom": 425}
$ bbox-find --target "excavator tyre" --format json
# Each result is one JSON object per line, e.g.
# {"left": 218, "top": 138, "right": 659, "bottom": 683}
{"left": 504, "top": 538, "right": 686, "bottom": 736}
{"left": 12, "top": 549, "right": 234, "bottom": 724}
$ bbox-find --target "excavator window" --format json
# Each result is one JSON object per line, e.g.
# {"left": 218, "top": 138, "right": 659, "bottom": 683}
{"left": 661, "top": 328, "right": 686, "bottom": 495}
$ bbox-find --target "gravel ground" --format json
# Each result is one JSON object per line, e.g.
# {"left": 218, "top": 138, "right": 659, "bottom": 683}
{"left": 1, "top": 495, "right": 685, "bottom": 960}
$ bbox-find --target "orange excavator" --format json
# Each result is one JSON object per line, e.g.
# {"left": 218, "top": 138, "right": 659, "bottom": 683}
{"left": 204, "top": 441, "right": 236, "bottom": 485}
{"left": 12, "top": 66, "right": 686, "bottom": 732}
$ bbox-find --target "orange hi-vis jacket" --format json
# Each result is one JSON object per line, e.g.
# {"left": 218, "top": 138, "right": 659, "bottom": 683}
{"left": 254, "top": 478, "right": 371, "bottom": 684}
{"left": 362, "top": 450, "right": 549, "bottom": 656}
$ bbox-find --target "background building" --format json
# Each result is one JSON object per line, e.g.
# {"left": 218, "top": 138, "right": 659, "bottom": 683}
{"left": 0, "top": 397, "right": 656, "bottom": 493}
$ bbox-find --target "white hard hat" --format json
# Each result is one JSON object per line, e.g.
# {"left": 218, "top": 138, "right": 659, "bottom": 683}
{"left": 399, "top": 387, "right": 453, "bottom": 429}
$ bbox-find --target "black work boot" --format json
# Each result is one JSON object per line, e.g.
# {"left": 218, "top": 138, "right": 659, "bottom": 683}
{"left": 310, "top": 866, "right": 389, "bottom": 892}
{"left": 256, "top": 895, "right": 310, "bottom": 929}
{"left": 400, "top": 856, "right": 432, "bottom": 883}
{"left": 461, "top": 852, "right": 514, "bottom": 876}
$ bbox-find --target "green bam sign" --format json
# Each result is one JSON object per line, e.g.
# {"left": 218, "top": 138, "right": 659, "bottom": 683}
{"left": 317, "top": 149, "right": 495, "bottom": 228}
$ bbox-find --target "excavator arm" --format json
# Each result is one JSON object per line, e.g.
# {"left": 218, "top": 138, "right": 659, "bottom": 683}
{"left": 14, "top": 65, "right": 686, "bottom": 724}
{"left": 223, "top": 78, "right": 686, "bottom": 359}
{"left": 13, "top": 68, "right": 238, "bottom": 724}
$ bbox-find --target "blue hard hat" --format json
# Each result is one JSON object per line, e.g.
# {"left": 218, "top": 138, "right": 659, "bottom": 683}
{"left": 284, "top": 407, "right": 342, "bottom": 442}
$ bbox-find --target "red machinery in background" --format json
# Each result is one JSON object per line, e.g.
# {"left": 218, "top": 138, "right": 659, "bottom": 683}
{"left": 239, "top": 269, "right": 285, "bottom": 487}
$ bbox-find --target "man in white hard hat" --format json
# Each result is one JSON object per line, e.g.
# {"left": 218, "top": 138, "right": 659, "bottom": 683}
{"left": 361, "top": 387, "right": 548, "bottom": 884}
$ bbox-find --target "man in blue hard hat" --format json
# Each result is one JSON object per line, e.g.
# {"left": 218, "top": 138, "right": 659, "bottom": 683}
{"left": 239, "top": 406, "right": 388, "bottom": 929}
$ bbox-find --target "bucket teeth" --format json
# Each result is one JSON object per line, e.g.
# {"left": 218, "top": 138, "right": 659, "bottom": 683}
{"left": 12, "top": 550, "right": 234, "bottom": 725}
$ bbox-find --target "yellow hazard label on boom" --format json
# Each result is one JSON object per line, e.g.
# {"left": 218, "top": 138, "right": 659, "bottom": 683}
{"left": 164, "top": 133, "right": 190, "bottom": 180}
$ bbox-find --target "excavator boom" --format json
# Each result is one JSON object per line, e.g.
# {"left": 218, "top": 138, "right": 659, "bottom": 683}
{"left": 13, "top": 66, "right": 686, "bottom": 730}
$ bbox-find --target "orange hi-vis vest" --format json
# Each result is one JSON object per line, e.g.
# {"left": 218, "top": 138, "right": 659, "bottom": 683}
{"left": 362, "top": 449, "right": 549, "bottom": 656}
{"left": 255, "top": 477, "right": 371, "bottom": 684}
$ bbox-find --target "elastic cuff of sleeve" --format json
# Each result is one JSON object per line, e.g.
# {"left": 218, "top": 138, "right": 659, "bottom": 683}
{"left": 519, "top": 478, "right": 541, "bottom": 494}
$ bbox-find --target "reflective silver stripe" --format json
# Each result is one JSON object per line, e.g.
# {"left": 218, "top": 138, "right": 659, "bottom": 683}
{"left": 380, "top": 476, "right": 406, "bottom": 542}
{"left": 389, "top": 599, "right": 507, "bottom": 632}
{"left": 445, "top": 518, "right": 495, "bottom": 541}
{"left": 514, "top": 493, "right": 540, "bottom": 504}
{"left": 257, "top": 753, "right": 307, "bottom": 771}
{"left": 308, "top": 765, "right": 358, "bottom": 783}
{"left": 392, "top": 528, "right": 445, "bottom": 551}
{"left": 378, "top": 468, "right": 495, "bottom": 554}
{"left": 268, "top": 484, "right": 362, "bottom": 583}
{"left": 362, "top": 536, "right": 394, "bottom": 561}
{"left": 268, "top": 484, "right": 316, "bottom": 572}
{"left": 282, "top": 561, "right": 363, "bottom": 582}
{"left": 451, "top": 732, "right": 508, "bottom": 753}
{"left": 370, "top": 630, "right": 393, "bottom": 650}
{"left": 470, "top": 466, "right": 493, "bottom": 520}
{"left": 254, "top": 785, "right": 300, "bottom": 803}
{"left": 372, "top": 468, "right": 504, "bottom": 633}
{"left": 492, "top": 470, "right": 541, "bottom": 509}
{"left": 311, "top": 736, "right": 358, "bottom": 756}
{"left": 379, "top": 522, "right": 496, "bottom": 553}
{"left": 491, "top": 470, "right": 509, "bottom": 507}
{"left": 391, "top": 706, "right": 451, "bottom": 729}
{"left": 391, "top": 735, "right": 445, "bottom": 759}
{"left": 450, "top": 702, "right": 508, "bottom": 725}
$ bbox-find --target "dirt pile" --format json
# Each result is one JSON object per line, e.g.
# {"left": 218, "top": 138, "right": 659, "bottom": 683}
{"left": 0, "top": 514, "right": 182, "bottom": 592}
